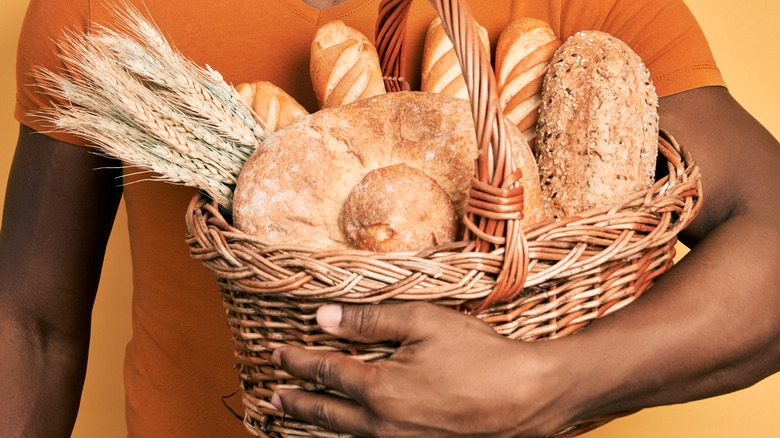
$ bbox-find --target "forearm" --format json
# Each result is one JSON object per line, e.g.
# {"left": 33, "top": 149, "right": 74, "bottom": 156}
{"left": 0, "top": 308, "right": 90, "bottom": 437}
{"left": 549, "top": 85, "right": 780, "bottom": 428}
{"left": 561, "top": 202, "right": 780, "bottom": 426}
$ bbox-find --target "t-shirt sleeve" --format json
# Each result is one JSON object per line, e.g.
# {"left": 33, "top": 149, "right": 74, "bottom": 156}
{"left": 560, "top": 0, "right": 726, "bottom": 97}
{"left": 14, "top": 0, "right": 91, "bottom": 146}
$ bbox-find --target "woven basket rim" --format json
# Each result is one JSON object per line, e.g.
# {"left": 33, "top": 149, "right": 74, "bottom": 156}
{"left": 185, "top": 129, "right": 701, "bottom": 307}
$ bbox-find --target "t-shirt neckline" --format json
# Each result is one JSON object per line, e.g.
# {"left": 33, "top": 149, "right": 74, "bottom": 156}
{"left": 278, "top": 0, "right": 374, "bottom": 24}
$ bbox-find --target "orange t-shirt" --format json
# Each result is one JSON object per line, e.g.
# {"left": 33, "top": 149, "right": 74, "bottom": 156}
{"left": 15, "top": 0, "right": 725, "bottom": 436}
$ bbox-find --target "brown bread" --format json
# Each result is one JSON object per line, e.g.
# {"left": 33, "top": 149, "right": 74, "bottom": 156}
{"left": 495, "top": 18, "right": 560, "bottom": 149}
{"left": 310, "top": 20, "right": 386, "bottom": 109}
{"left": 233, "top": 92, "right": 548, "bottom": 251}
{"left": 536, "top": 31, "right": 659, "bottom": 219}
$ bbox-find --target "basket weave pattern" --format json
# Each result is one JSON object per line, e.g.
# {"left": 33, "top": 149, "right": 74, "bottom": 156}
{"left": 184, "top": 0, "right": 702, "bottom": 436}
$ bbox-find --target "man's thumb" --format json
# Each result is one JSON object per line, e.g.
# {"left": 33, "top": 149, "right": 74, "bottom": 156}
{"left": 316, "top": 303, "right": 420, "bottom": 344}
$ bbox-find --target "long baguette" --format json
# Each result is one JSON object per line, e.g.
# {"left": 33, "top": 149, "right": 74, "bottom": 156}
{"left": 236, "top": 81, "right": 308, "bottom": 134}
{"left": 421, "top": 17, "right": 490, "bottom": 100}
{"left": 310, "top": 20, "right": 386, "bottom": 109}
{"left": 495, "top": 18, "right": 560, "bottom": 149}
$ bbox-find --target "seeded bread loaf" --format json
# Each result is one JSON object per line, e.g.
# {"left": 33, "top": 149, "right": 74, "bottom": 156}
{"left": 536, "top": 31, "right": 659, "bottom": 218}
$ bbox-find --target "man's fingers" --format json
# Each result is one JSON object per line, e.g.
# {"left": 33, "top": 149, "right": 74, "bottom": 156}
{"left": 273, "top": 388, "right": 374, "bottom": 437}
{"left": 317, "top": 302, "right": 448, "bottom": 344}
{"left": 273, "top": 346, "right": 374, "bottom": 401}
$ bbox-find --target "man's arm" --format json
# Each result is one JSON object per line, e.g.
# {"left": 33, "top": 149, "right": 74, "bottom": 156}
{"left": 0, "top": 125, "right": 123, "bottom": 437}
{"left": 554, "top": 84, "right": 780, "bottom": 426}
{"left": 271, "top": 85, "right": 780, "bottom": 437}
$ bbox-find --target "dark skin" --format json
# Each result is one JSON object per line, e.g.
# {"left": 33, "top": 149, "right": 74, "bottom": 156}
{"left": 0, "top": 125, "right": 123, "bottom": 436}
{"left": 271, "top": 85, "right": 780, "bottom": 437}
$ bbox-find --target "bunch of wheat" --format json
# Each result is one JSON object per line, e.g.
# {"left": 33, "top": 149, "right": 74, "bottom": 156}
{"left": 34, "top": 3, "right": 266, "bottom": 211}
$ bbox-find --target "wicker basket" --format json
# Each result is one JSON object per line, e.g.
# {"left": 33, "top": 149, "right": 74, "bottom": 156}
{"left": 184, "top": 0, "right": 702, "bottom": 436}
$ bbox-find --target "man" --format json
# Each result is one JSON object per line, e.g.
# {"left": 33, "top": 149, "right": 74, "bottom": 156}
{"left": 2, "top": 0, "right": 778, "bottom": 436}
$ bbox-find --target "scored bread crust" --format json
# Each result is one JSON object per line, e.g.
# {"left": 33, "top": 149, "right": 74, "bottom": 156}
{"left": 235, "top": 81, "right": 309, "bottom": 134}
{"left": 421, "top": 17, "right": 490, "bottom": 100}
{"left": 495, "top": 18, "right": 560, "bottom": 148}
{"left": 536, "top": 31, "right": 659, "bottom": 219}
{"left": 233, "top": 91, "right": 548, "bottom": 251}
{"left": 310, "top": 20, "right": 386, "bottom": 109}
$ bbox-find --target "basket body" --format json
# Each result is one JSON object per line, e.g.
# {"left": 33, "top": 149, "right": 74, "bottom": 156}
{"left": 184, "top": 0, "right": 703, "bottom": 436}
{"left": 185, "top": 127, "right": 700, "bottom": 437}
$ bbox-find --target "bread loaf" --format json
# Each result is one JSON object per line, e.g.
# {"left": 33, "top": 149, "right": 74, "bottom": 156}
{"left": 536, "top": 31, "right": 659, "bottom": 219}
{"left": 340, "top": 163, "right": 457, "bottom": 252}
{"left": 233, "top": 91, "right": 547, "bottom": 251}
{"left": 235, "top": 81, "right": 308, "bottom": 134}
{"left": 495, "top": 18, "right": 560, "bottom": 148}
{"left": 310, "top": 20, "right": 386, "bottom": 109}
{"left": 421, "top": 17, "right": 490, "bottom": 100}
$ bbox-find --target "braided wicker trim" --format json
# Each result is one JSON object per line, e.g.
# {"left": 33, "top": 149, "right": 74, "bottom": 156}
{"left": 186, "top": 132, "right": 699, "bottom": 314}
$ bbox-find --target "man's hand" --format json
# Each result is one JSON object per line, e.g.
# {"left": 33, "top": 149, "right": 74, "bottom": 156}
{"left": 271, "top": 86, "right": 780, "bottom": 438}
{"left": 272, "top": 302, "right": 570, "bottom": 438}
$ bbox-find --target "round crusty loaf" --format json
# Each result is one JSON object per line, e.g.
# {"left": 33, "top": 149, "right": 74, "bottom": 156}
{"left": 340, "top": 163, "right": 457, "bottom": 252}
{"left": 233, "top": 91, "right": 547, "bottom": 251}
{"left": 537, "top": 31, "right": 659, "bottom": 219}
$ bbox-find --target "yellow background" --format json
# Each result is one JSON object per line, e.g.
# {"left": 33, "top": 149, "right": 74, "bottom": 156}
{"left": 0, "top": 0, "right": 777, "bottom": 436}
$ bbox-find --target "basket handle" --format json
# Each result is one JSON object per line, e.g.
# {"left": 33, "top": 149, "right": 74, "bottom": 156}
{"left": 375, "top": 0, "right": 529, "bottom": 307}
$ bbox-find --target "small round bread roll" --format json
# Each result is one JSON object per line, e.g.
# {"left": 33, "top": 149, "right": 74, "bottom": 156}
{"left": 340, "top": 163, "right": 457, "bottom": 252}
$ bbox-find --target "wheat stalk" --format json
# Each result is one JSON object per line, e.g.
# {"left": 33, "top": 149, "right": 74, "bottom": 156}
{"left": 55, "top": 108, "right": 236, "bottom": 206}
{"left": 99, "top": 4, "right": 266, "bottom": 143}
{"left": 32, "top": 2, "right": 265, "bottom": 211}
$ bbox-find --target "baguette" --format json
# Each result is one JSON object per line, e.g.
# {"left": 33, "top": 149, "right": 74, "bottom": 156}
{"left": 495, "top": 18, "right": 560, "bottom": 149}
{"left": 310, "top": 20, "right": 386, "bottom": 109}
{"left": 536, "top": 31, "right": 659, "bottom": 219}
{"left": 421, "top": 17, "right": 490, "bottom": 100}
{"left": 236, "top": 81, "right": 308, "bottom": 134}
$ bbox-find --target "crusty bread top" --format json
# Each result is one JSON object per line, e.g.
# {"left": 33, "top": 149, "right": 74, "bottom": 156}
{"left": 495, "top": 18, "right": 560, "bottom": 144}
{"left": 339, "top": 163, "right": 458, "bottom": 252}
{"left": 421, "top": 17, "right": 490, "bottom": 100}
{"left": 495, "top": 18, "right": 556, "bottom": 88}
{"left": 233, "top": 91, "right": 548, "bottom": 250}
